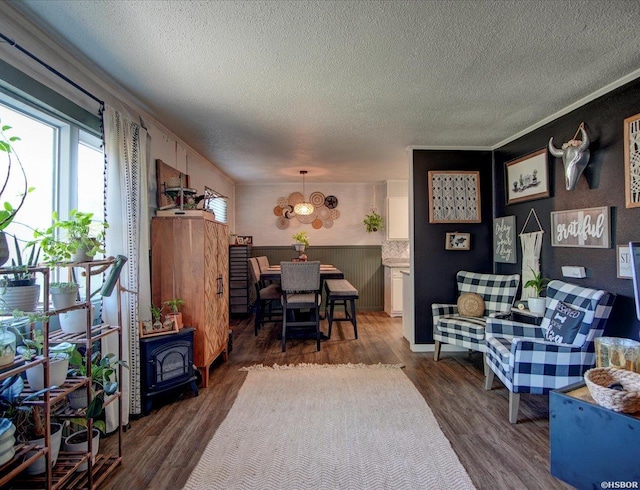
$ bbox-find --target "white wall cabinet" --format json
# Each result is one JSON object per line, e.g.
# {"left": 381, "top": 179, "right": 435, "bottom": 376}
{"left": 386, "top": 196, "right": 409, "bottom": 240}
{"left": 384, "top": 266, "right": 409, "bottom": 317}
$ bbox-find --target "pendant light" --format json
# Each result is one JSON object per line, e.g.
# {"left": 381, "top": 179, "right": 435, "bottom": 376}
{"left": 294, "top": 170, "right": 315, "bottom": 216}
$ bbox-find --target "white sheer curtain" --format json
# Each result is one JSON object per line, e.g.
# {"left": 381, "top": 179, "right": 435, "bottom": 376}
{"left": 102, "top": 105, "right": 151, "bottom": 429}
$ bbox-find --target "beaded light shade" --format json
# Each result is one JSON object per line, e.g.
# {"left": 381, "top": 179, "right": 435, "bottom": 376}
{"left": 293, "top": 170, "right": 314, "bottom": 216}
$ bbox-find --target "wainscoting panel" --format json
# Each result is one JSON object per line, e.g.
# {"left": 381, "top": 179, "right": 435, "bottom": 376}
{"left": 251, "top": 246, "right": 383, "bottom": 311}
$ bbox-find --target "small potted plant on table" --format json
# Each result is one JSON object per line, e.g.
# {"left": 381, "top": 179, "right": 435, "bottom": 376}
{"left": 524, "top": 268, "right": 550, "bottom": 315}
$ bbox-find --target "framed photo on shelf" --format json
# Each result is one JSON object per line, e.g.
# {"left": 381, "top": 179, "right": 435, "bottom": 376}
{"left": 236, "top": 235, "right": 253, "bottom": 245}
{"left": 505, "top": 149, "right": 549, "bottom": 205}
{"left": 428, "top": 171, "right": 481, "bottom": 223}
{"left": 617, "top": 245, "right": 633, "bottom": 279}
{"left": 624, "top": 112, "right": 640, "bottom": 208}
{"left": 445, "top": 232, "right": 471, "bottom": 251}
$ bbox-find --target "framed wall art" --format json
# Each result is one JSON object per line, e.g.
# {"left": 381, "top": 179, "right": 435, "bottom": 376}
{"left": 493, "top": 215, "right": 517, "bottom": 263}
{"left": 550, "top": 206, "right": 610, "bottom": 248}
{"left": 617, "top": 245, "right": 632, "bottom": 279}
{"left": 445, "top": 232, "right": 470, "bottom": 250}
{"left": 428, "top": 171, "right": 481, "bottom": 223}
{"left": 624, "top": 112, "right": 640, "bottom": 208}
{"left": 505, "top": 149, "right": 549, "bottom": 205}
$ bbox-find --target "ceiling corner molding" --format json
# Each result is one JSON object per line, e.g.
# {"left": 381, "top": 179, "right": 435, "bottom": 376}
{"left": 492, "top": 68, "right": 640, "bottom": 150}
{"left": 406, "top": 145, "right": 494, "bottom": 152}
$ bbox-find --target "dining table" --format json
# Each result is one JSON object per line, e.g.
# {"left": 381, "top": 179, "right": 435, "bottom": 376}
{"left": 259, "top": 264, "right": 344, "bottom": 283}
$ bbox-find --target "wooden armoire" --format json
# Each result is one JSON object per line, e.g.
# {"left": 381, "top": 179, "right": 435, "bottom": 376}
{"left": 151, "top": 212, "right": 229, "bottom": 387}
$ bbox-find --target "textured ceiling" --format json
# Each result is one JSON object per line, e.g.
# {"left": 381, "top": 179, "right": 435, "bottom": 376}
{"left": 11, "top": 0, "right": 640, "bottom": 184}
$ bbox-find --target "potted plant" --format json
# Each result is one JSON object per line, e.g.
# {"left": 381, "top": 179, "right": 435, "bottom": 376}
{"left": 292, "top": 231, "right": 310, "bottom": 252}
{"left": 16, "top": 327, "right": 74, "bottom": 390}
{"left": 363, "top": 210, "right": 383, "bottom": 233}
{"left": 0, "top": 375, "right": 63, "bottom": 475}
{"left": 0, "top": 121, "right": 33, "bottom": 267}
{"left": 31, "top": 209, "right": 108, "bottom": 264}
{"left": 50, "top": 281, "right": 80, "bottom": 310}
{"left": 65, "top": 349, "right": 128, "bottom": 471}
{"left": 0, "top": 236, "right": 41, "bottom": 314}
{"left": 0, "top": 322, "right": 16, "bottom": 368}
{"left": 0, "top": 418, "right": 16, "bottom": 466}
{"left": 524, "top": 268, "right": 550, "bottom": 314}
{"left": 163, "top": 298, "right": 185, "bottom": 329}
{"left": 151, "top": 303, "right": 163, "bottom": 330}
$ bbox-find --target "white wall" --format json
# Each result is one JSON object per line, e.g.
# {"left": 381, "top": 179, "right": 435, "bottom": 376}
{"left": 236, "top": 183, "right": 385, "bottom": 246}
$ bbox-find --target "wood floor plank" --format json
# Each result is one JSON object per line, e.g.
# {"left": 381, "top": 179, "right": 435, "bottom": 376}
{"left": 101, "top": 312, "right": 570, "bottom": 490}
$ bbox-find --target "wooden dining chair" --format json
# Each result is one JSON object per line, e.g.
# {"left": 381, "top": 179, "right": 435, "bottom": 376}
{"left": 248, "top": 258, "right": 282, "bottom": 336}
{"left": 280, "top": 261, "right": 321, "bottom": 352}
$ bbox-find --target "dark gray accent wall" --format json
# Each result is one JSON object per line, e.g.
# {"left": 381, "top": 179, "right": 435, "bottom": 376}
{"left": 412, "top": 150, "right": 494, "bottom": 343}
{"left": 493, "top": 78, "right": 640, "bottom": 341}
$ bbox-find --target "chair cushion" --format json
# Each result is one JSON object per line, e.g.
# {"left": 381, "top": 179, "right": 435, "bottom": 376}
{"left": 437, "top": 316, "right": 487, "bottom": 340}
{"left": 325, "top": 279, "right": 358, "bottom": 298}
{"left": 259, "top": 284, "right": 281, "bottom": 300}
{"left": 543, "top": 301, "right": 585, "bottom": 345}
{"left": 457, "top": 293, "right": 485, "bottom": 317}
{"left": 282, "top": 293, "right": 322, "bottom": 306}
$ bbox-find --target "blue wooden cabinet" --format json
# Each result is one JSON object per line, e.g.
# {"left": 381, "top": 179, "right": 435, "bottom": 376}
{"left": 550, "top": 383, "right": 640, "bottom": 489}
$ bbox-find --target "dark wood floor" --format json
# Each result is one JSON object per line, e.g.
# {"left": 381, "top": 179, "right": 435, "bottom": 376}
{"left": 101, "top": 312, "right": 571, "bottom": 490}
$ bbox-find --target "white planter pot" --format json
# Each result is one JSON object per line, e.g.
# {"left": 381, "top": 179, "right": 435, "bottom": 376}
{"left": 0, "top": 284, "right": 40, "bottom": 314}
{"left": 0, "top": 329, "right": 16, "bottom": 367}
{"left": 527, "top": 297, "right": 547, "bottom": 315}
{"left": 50, "top": 285, "right": 79, "bottom": 310}
{"left": 26, "top": 357, "right": 69, "bottom": 391}
{"left": 63, "top": 428, "right": 100, "bottom": 472}
{"left": 59, "top": 304, "right": 95, "bottom": 334}
{"left": 0, "top": 420, "right": 16, "bottom": 466}
{"left": 25, "top": 423, "right": 63, "bottom": 475}
{"left": 68, "top": 388, "right": 89, "bottom": 409}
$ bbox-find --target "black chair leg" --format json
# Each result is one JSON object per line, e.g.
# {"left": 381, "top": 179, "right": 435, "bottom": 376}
{"left": 314, "top": 306, "right": 321, "bottom": 351}
{"left": 281, "top": 305, "right": 287, "bottom": 352}
{"left": 328, "top": 300, "right": 335, "bottom": 339}
{"left": 350, "top": 299, "right": 358, "bottom": 339}
{"left": 254, "top": 300, "right": 261, "bottom": 336}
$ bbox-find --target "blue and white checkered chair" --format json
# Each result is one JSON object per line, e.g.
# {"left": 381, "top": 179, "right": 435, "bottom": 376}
{"left": 484, "top": 280, "right": 616, "bottom": 423}
{"left": 432, "top": 271, "right": 520, "bottom": 364}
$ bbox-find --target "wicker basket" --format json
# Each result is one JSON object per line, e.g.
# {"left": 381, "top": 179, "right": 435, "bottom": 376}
{"left": 584, "top": 367, "right": 640, "bottom": 413}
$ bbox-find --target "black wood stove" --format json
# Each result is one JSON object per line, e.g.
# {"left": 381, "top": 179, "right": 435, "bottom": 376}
{"left": 140, "top": 327, "right": 199, "bottom": 414}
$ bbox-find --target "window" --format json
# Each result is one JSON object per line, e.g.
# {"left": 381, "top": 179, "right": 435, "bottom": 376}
{"left": 0, "top": 92, "right": 104, "bottom": 285}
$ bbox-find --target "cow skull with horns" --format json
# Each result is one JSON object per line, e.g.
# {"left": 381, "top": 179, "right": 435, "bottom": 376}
{"left": 548, "top": 125, "right": 590, "bottom": 191}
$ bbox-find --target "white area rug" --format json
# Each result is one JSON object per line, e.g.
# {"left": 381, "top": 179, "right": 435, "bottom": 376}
{"left": 183, "top": 363, "right": 475, "bottom": 490}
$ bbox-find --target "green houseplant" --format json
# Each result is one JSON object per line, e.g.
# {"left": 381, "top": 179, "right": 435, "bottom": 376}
{"left": 363, "top": 210, "right": 383, "bottom": 233}
{"left": 0, "top": 120, "right": 34, "bottom": 267}
{"left": 163, "top": 298, "right": 185, "bottom": 329}
{"left": 0, "top": 237, "right": 41, "bottom": 315}
{"left": 292, "top": 231, "right": 310, "bottom": 252}
{"left": 524, "top": 268, "right": 550, "bottom": 314}
{"left": 31, "top": 209, "right": 108, "bottom": 264}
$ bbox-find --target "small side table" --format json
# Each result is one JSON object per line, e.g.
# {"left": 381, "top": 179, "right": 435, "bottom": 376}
{"left": 510, "top": 306, "right": 544, "bottom": 325}
{"left": 550, "top": 382, "right": 640, "bottom": 488}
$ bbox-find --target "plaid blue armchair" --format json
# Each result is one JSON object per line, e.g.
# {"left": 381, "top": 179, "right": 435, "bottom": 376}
{"left": 484, "top": 280, "right": 615, "bottom": 423}
{"left": 432, "top": 271, "right": 520, "bottom": 363}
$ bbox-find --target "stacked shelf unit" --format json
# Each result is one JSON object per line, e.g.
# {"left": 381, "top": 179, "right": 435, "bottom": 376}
{"left": 229, "top": 244, "right": 251, "bottom": 317}
{"left": 0, "top": 258, "right": 123, "bottom": 489}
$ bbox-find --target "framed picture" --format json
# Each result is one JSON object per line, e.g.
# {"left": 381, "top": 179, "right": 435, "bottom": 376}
{"left": 624, "top": 113, "right": 640, "bottom": 208}
{"left": 235, "top": 236, "right": 245, "bottom": 245}
{"left": 617, "top": 245, "right": 633, "bottom": 279}
{"left": 445, "top": 232, "right": 470, "bottom": 250}
{"left": 550, "top": 206, "right": 610, "bottom": 248}
{"left": 505, "top": 149, "right": 549, "bottom": 205}
{"left": 236, "top": 235, "right": 252, "bottom": 245}
{"left": 493, "top": 215, "right": 517, "bottom": 263}
{"left": 428, "top": 171, "right": 481, "bottom": 223}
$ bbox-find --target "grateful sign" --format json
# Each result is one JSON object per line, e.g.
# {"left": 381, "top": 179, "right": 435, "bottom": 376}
{"left": 550, "top": 206, "right": 610, "bottom": 248}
